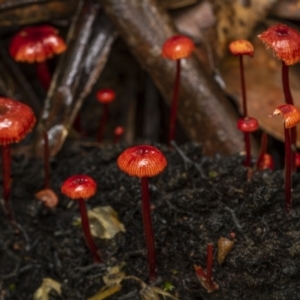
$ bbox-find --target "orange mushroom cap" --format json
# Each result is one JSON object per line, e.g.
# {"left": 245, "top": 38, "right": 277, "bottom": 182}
{"left": 117, "top": 145, "right": 167, "bottom": 178}
{"left": 237, "top": 117, "right": 259, "bottom": 132}
{"left": 228, "top": 39, "right": 254, "bottom": 57}
{"left": 96, "top": 89, "right": 116, "bottom": 104}
{"left": 272, "top": 104, "right": 300, "bottom": 128}
{"left": 0, "top": 97, "right": 36, "bottom": 145}
{"left": 61, "top": 174, "right": 97, "bottom": 200}
{"left": 9, "top": 25, "right": 66, "bottom": 63}
{"left": 258, "top": 23, "right": 300, "bottom": 66}
{"left": 162, "top": 35, "right": 195, "bottom": 61}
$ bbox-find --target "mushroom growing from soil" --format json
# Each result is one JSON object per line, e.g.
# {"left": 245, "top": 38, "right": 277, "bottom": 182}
{"left": 0, "top": 97, "right": 36, "bottom": 221}
{"left": 162, "top": 35, "right": 194, "bottom": 146}
{"left": 117, "top": 145, "right": 167, "bottom": 280}
{"left": 258, "top": 24, "right": 300, "bottom": 170}
{"left": 9, "top": 25, "right": 66, "bottom": 90}
{"left": 229, "top": 39, "right": 258, "bottom": 167}
{"left": 61, "top": 174, "right": 101, "bottom": 263}
{"left": 271, "top": 104, "right": 300, "bottom": 211}
{"left": 113, "top": 126, "right": 124, "bottom": 144}
{"left": 96, "top": 88, "right": 116, "bottom": 143}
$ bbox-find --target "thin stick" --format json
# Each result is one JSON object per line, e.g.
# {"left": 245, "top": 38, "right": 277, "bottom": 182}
{"left": 284, "top": 126, "right": 292, "bottom": 212}
{"left": 97, "top": 104, "right": 109, "bottom": 142}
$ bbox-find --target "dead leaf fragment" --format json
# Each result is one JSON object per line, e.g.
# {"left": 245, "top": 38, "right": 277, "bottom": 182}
{"left": 103, "top": 266, "right": 125, "bottom": 287}
{"left": 88, "top": 206, "right": 126, "bottom": 239}
{"left": 33, "top": 278, "right": 61, "bottom": 300}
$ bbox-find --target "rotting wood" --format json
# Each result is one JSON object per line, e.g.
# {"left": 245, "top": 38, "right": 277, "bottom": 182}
{"left": 101, "top": 0, "right": 246, "bottom": 156}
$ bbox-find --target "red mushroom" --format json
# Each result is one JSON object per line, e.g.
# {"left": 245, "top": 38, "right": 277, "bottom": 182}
{"left": 9, "top": 25, "right": 66, "bottom": 90}
{"left": 61, "top": 174, "right": 101, "bottom": 263}
{"left": 256, "top": 132, "right": 274, "bottom": 171}
{"left": 258, "top": 24, "right": 300, "bottom": 170}
{"left": 0, "top": 97, "right": 36, "bottom": 221}
{"left": 113, "top": 126, "right": 124, "bottom": 144}
{"left": 117, "top": 145, "right": 167, "bottom": 280}
{"left": 96, "top": 88, "right": 116, "bottom": 143}
{"left": 162, "top": 35, "right": 194, "bottom": 146}
{"left": 271, "top": 104, "right": 300, "bottom": 211}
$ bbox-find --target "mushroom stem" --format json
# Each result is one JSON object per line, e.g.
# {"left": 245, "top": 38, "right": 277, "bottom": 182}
{"left": 78, "top": 198, "right": 101, "bottom": 263}
{"left": 98, "top": 103, "right": 109, "bottom": 143}
{"left": 168, "top": 59, "right": 181, "bottom": 146}
{"left": 36, "top": 62, "right": 51, "bottom": 90}
{"left": 284, "top": 126, "right": 292, "bottom": 212}
{"left": 282, "top": 61, "right": 296, "bottom": 171}
{"left": 256, "top": 132, "right": 268, "bottom": 169}
{"left": 239, "top": 55, "right": 247, "bottom": 117}
{"left": 206, "top": 243, "right": 213, "bottom": 286}
{"left": 244, "top": 131, "right": 251, "bottom": 167}
{"left": 141, "top": 176, "right": 156, "bottom": 281}
{"left": 43, "top": 131, "right": 50, "bottom": 189}
{"left": 1, "top": 145, "right": 13, "bottom": 221}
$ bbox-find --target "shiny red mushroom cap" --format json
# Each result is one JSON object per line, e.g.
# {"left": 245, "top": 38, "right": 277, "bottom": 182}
{"left": 0, "top": 97, "right": 36, "bottom": 145}
{"left": 228, "top": 39, "right": 254, "bottom": 57}
{"left": 61, "top": 175, "right": 97, "bottom": 200}
{"left": 162, "top": 35, "right": 195, "bottom": 60}
{"left": 258, "top": 23, "right": 300, "bottom": 65}
{"left": 271, "top": 104, "right": 300, "bottom": 128}
{"left": 237, "top": 117, "right": 259, "bottom": 132}
{"left": 9, "top": 25, "right": 66, "bottom": 63}
{"left": 96, "top": 89, "right": 116, "bottom": 104}
{"left": 117, "top": 145, "right": 167, "bottom": 178}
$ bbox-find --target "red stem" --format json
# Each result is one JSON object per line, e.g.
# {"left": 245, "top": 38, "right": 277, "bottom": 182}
{"left": 43, "top": 131, "right": 50, "bottom": 189}
{"left": 78, "top": 198, "right": 101, "bottom": 263}
{"left": 141, "top": 177, "right": 156, "bottom": 281}
{"left": 1, "top": 145, "right": 14, "bottom": 221}
{"left": 284, "top": 126, "right": 292, "bottom": 212}
{"left": 97, "top": 104, "right": 109, "bottom": 143}
{"left": 113, "top": 134, "right": 120, "bottom": 144}
{"left": 206, "top": 243, "right": 213, "bottom": 286}
{"left": 168, "top": 59, "right": 181, "bottom": 146}
{"left": 282, "top": 61, "right": 296, "bottom": 171}
{"left": 244, "top": 131, "right": 251, "bottom": 167}
{"left": 36, "top": 62, "right": 51, "bottom": 90}
{"left": 256, "top": 132, "right": 268, "bottom": 169}
{"left": 239, "top": 55, "right": 247, "bottom": 117}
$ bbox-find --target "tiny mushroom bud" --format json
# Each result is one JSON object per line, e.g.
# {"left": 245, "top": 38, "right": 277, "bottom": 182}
{"left": 117, "top": 145, "right": 167, "bottom": 280}
{"left": 96, "top": 88, "right": 116, "bottom": 143}
{"left": 271, "top": 104, "right": 300, "bottom": 211}
{"left": 9, "top": 25, "right": 66, "bottom": 90}
{"left": 113, "top": 126, "right": 124, "bottom": 144}
{"left": 61, "top": 174, "right": 101, "bottom": 263}
{"left": 162, "top": 35, "right": 194, "bottom": 145}
{"left": 0, "top": 97, "right": 36, "bottom": 221}
{"left": 35, "top": 189, "right": 59, "bottom": 208}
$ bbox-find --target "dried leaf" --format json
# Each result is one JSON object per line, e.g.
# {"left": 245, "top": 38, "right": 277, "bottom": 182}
{"left": 33, "top": 278, "right": 61, "bottom": 300}
{"left": 221, "top": 25, "right": 300, "bottom": 145}
{"left": 87, "top": 284, "right": 122, "bottom": 300}
{"left": 87, "top": 206, "right": 126, "bottom": 239}
{"left": 103, "top": 266, "right": 125, "bottom": 287}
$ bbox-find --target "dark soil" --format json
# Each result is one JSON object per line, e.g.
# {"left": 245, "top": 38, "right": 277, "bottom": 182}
{"left": 1, "top": 141, "right": 300, "bottom": 300}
